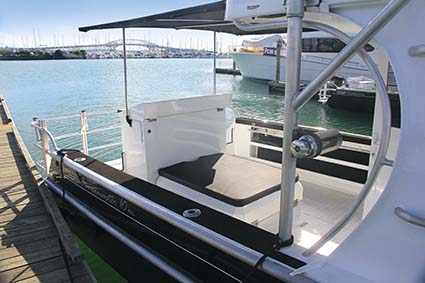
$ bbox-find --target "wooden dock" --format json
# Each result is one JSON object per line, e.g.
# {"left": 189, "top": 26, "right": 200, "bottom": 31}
{"left": 0, "top": 97, "right": 95, "bottom": 283}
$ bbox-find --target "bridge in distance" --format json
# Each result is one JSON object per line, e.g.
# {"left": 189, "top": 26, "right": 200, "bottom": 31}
{"left": 6, "top": 39, "right": 208, "bottom": 53}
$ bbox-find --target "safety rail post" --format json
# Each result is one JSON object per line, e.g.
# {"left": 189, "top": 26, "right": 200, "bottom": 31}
{"left": 213, "top": 31, "right": 217, "bottom": 95}
{"left": 33, "top": 117, "right": 41, "bottom": 141}
{"left": 275, "top": 39, "right": 283, "bottom": 81}
{"left": 80, "top": 110, "right": 89, "bottom": 155}
{"left": 39, "top": 119, "right": 51, "bottom": 176}
{"left": 278, "top": 0, "right": 304, "bottom": 244}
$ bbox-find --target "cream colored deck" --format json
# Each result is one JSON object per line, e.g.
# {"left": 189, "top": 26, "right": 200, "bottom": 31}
{"left": 257, "top": 177, "right": 363, "bottom": 257}
{"left": 0, "top": 97, "right": 94, "bottom": 283}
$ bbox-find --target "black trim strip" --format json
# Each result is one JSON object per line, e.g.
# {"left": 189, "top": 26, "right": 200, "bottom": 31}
{"left": 322, "top": 148, "right": 369, "bottom": 166}
{"left": 235, "top": 117, "right": 372, "bottom": 145}
{"left": 257, "top": 148, "right": 368, "bottom": 184}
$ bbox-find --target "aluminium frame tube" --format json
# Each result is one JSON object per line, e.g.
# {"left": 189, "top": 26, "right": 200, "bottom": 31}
{"left": 213, "top": 31, "right": 217, "bottom": 95}
{"left": 278, "top": 0, "right": 305, "bottom": 244}
{"left": 122, "top": 28, "right": 132, "bottom": 126}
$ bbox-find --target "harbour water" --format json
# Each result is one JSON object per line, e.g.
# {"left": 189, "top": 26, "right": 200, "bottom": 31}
{"left": 0, "top": 58, "right": 372, "bottom": 163}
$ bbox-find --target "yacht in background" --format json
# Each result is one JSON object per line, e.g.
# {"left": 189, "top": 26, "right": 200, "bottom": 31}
{"left": 232, "top": 32, "right": 376, "bottom": 81}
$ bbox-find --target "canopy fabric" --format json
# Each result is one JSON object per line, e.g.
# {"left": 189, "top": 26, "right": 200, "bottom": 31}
{"left": 78, "top": 1, "right": 290, "bottom": 35}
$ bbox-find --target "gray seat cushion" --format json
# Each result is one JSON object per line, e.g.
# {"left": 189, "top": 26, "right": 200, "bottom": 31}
{"left": 158, "top": 153, "right": 282, "bottom": 206}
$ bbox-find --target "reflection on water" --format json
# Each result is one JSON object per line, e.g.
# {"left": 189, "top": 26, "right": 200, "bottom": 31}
{"left": 231, "top": 77, "right": 372, "bottom": 134}
{"left": 0, "top": 58, "right": 372, "bottom": 162}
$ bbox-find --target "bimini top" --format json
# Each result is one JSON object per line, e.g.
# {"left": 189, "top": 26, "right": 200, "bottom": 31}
{"left": 79, "top": 1, "right": 290, "bottom": 35}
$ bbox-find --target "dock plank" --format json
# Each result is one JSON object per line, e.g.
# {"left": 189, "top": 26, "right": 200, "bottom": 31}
{"left": 0, "top": 201, "right": 45, "bottom": 217}
{"left": 0, "top": 256, "right": 68, "bottom": 282}
{"left": 0, "top": 220, "right": 55, "bottom": 241}
{"left": 0, "top": 197, "right": 43, "bottom": 213}
{"left": 0, "top": 237, "right": 59, "bottom": 261}
{"left": 0, "top": 97, "right": 94, "bottom": 283}
{"left": 0, "top": 213, "right": 51, "bottom": 230}
{"left": 0, "top": 207, "right": 47, "bottom": 224}
{"left": 0, "top": 228, "right": 58, "bottom": 249}
{"left": 0, "top": 191, "right": 42, "bottom": 207}
{"left": 0, "top": 243, "right": 62, "bottom": 272}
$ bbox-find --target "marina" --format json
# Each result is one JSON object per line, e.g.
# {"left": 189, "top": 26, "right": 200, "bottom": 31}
{"left": 0, "top": 0, "right": 424, "bottom": 282}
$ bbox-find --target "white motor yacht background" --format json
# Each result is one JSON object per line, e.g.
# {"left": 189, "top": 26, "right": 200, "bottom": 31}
{"left": 232, "top": 31, "right": 378, "bottom": 82}
{"left": 31, "top": 0, "right": 425, "bottom": 283}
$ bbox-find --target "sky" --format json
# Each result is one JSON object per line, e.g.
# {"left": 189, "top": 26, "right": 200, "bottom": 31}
{"left": 0, "top": 0, "right": 243, "bottom": 51}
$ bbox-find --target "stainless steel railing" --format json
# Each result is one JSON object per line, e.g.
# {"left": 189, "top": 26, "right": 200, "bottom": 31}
{"left": 31, "top": 109, "right": 123, "bottom": 175}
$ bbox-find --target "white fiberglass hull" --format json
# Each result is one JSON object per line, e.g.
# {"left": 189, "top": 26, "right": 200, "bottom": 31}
{"left": 232, "top": 52, "right": 370, "bottom": 82}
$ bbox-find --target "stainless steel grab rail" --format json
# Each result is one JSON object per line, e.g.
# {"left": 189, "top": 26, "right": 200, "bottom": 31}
{"left": 32, "top": 109, "right": 124, "bottom": 176}
{"left": 32, "top": 110, "right": 122, "bottom": 149}
{"left": 31, "top": 120, "right": 60, "bottom": 152}
{"left": 395, "top": 207, "right": 425, "bottom": 228}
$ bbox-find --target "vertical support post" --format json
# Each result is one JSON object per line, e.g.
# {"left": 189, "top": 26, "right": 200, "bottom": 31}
{"left": 39, "top": 119, "right": 51, "bottom": 176}
{"left": 80, "top": 110, "right": 89, "bottom": 155}
{"left": 213, "top": 31, "right": 217, "bottom": 95}
{"left": 122, "top": 28, "right": 132, "bottom": 126}
{"left": 33, "top": 117, "right": 41, "bottom": 141}
{"left": 278, "top": 0, "right": 304, "bottom": 244}
{"left": 276, "top": 39, "right": 283, "bottom": 81}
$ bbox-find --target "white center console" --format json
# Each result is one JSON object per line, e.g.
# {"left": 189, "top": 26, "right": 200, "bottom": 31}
{"left": 121, "top": 94, "right": 231, "bottom": 183}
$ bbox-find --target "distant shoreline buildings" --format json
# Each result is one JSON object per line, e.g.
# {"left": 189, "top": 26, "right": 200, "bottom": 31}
{"left": 0, "top": 39, "right": 231, "bottom": 61}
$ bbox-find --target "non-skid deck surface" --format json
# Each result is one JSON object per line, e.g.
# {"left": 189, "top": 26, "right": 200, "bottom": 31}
{"left": 0, "top": 99, "right": 92, "bottom": 283}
